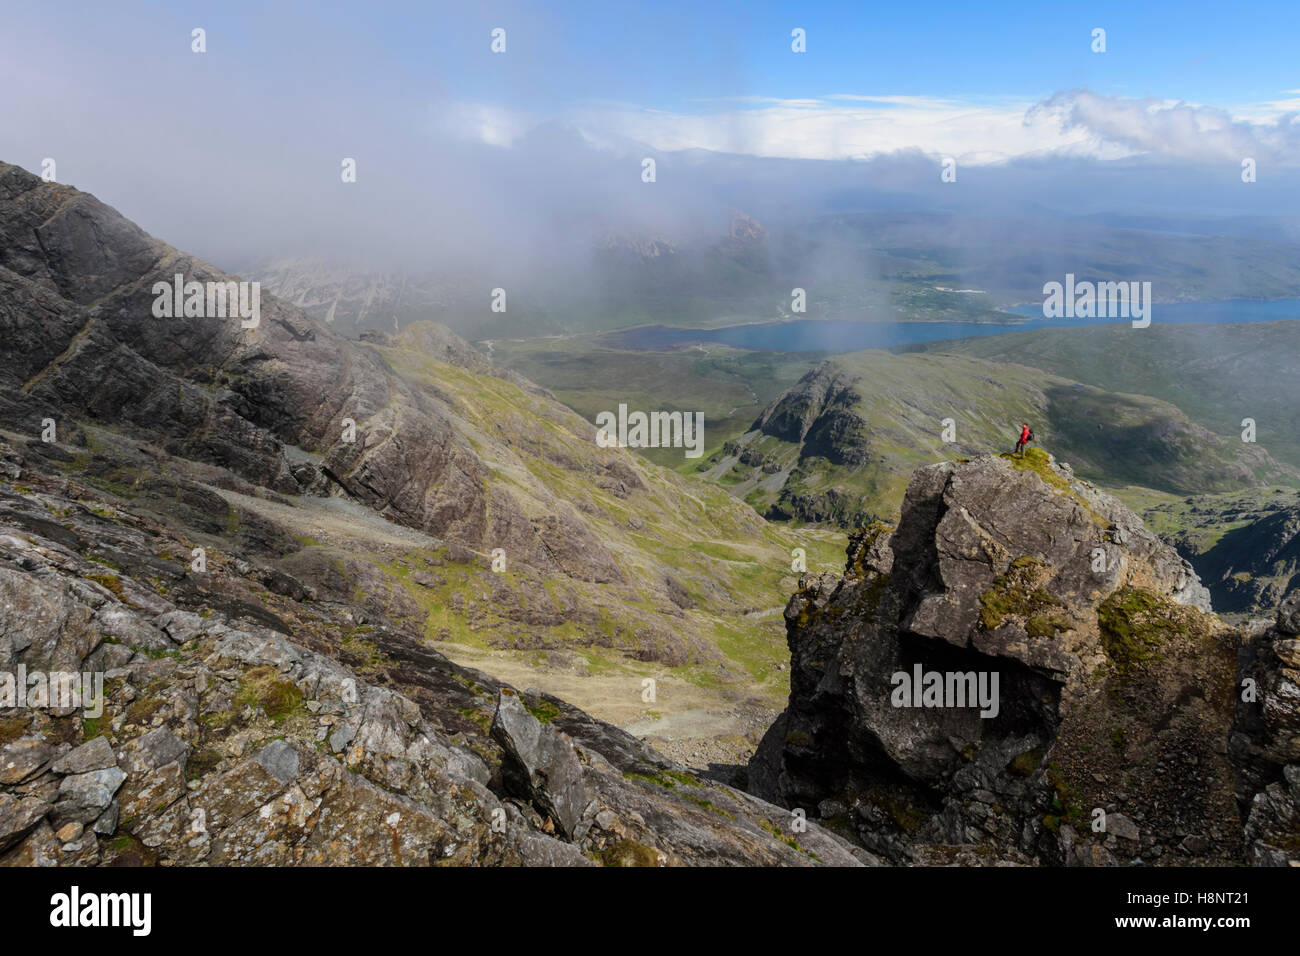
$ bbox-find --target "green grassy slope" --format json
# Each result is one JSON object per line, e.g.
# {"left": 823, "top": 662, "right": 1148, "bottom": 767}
{"left": 489, "top": 339, "right": 819, "bottom": 469}
{"left": 362, "top": 325, "right": 849, "bottom": 709}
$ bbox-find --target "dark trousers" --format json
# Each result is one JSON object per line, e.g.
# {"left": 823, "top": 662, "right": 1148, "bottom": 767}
{"left": 1015, "top": 439, "right": 1028, "bottom": 456}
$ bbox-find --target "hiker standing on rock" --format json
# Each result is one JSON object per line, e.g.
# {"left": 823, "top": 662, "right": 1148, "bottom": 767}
{"left": 1015, "top": 423, "right": 1033, "bottom": 458}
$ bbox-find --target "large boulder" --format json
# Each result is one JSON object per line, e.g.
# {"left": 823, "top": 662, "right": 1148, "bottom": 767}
{"left": 491, "top": 689, "right": 593, "bottom": 840}
{"left": 1229, "top": 595, "right": 1300, "bottom": 865}
{"left": 750, "top": 452, "right": 1239, "bottom": 865}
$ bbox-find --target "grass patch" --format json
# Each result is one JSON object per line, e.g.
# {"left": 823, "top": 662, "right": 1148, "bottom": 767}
{"left": 1045, "top": 762, "right": 1085, "bottom": 826}
{"left": 623, "top": 769, "right": 703, "bottom": 789}
{"left": 125, "top": 695, "right": 167, "bottom": 726}
{"left": 186, "top": 747, "right": 223, "bottom": 781}
{"left": 86, "top": 572, "right": 128, "bottom": 601}
{"left": 0, "top": 716, "right": 30, "bottom": 746}
{"left": 234, "top": 666, "right": 304, "bottom": 724}
{"left": 523, "top": 698, "right": 562, "bottom": 724}
{"left": 1007, "top": 746, "right": 1043, "bottom": 777}
{"left": 681, "top": 792, "right": 736, "bottom": 820}
{"left": 1000, "top": 448, "right": 1107, "bottom": 525}
{"left": 1097, "top": 586, "right": 1184, "bottom": 670}
{"left": 595, "top": 839, "right": 663, "bottom": 867}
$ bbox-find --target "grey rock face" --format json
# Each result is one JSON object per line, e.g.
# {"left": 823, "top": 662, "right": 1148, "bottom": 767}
{"left": 750, "top": 453, "right": 1241, "bottom": 865}
{"left": 1229, "top": 597, "right": 1300, "bottom": 865}
{"left": 56, "top": 767, "right": 127, "bottom": 824}
{"left": 491, "top": 689, "right": 592, "bottom": 840}
{"left": 1104, "top": 812, "right": 1139, "bottom": 842}
{"left": 51, "top": 737, "right": 116, "bottom": 775}
{"left": 118, "top": 728, "right": 189, "bottom": 778}
{"left": 1276, "top": 591, "right": 1300, "bottom": 637}
{"left": 0, "top": 794, "right": 52, "bottom": 853}
{"left": 0, "top": 739, "right": 55, "bottom": 785}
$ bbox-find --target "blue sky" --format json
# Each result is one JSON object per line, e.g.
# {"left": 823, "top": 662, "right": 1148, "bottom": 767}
{"left": 6, "top": 0, "right": 1299, "bottom": 163}
{"left": 419, "top": 0, "right": 1300, "bottom": 113}
{"left": 12, "top": 1, "right": 1300, "bottom": 112}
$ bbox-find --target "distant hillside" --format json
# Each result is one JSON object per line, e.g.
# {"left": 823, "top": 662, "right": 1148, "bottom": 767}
{"left": 489, "top": 338, "right": 818, "bottom": 469}
{"left": 697, "top": 349, "right": 1295, "bottom": 526}
{"left": 806, "top": 211, "right": 1300, "bottom": 304}
{"left": 904, "top": 320, "right": 1300, "bottom": 469}
{"left": 1140, "top": 487, "right": 1300, "bottom": 615}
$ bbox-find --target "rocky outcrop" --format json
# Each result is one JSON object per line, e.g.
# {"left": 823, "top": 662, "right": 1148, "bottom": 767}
{"left": 1229, "top": 592, "right": 1300, "bottom": 865}
{"left": 749, "top": 452, "right": 1245, "bottom": 865}
{"left": 492, "top": 689, "right": 592, "bottom": 839}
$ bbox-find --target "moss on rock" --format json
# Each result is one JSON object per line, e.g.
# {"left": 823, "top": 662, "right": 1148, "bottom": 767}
{"left": 1097, "top": 586, "right": 1184, "bottom": 670}
{"left": 978, "top": 557, "right": 1071, "bottom": 638}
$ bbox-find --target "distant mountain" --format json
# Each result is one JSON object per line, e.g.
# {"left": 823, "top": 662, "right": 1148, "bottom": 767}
{"left": 247, "top": 206, "right": 1300, "bottom": 343}
{"left": 727, "top": 211, "right": 768, "bottom": 243}
{"left": 594, "top": 233, "right": 680, "bottom": 261}
{"left": 248, "top": 258, "right": 463, "bottom": 337}
{"left": 252, "top": 211, "right": 784, "bottom": 338}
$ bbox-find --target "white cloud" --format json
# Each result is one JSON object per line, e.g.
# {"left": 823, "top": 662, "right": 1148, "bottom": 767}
{"left": 1038, "top": 91, "right": 1300, "bottom": 165}
{"left": 559, "top": 95, "right": 1094, "bottom": 164}
{"left": 430, "top": 101, "right": 536, "bottom": 148}
{"left": 435, "top": 90, "right": 1300, "bottom": 168}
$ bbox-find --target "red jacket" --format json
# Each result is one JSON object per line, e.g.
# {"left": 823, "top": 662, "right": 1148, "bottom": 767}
{"left": 1020, "top": 426, "right": 1031, "bottom": 443}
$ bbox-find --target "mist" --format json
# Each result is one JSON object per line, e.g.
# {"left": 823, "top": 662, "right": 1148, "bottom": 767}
{"left": 3, "top": 1, "right": 1300, "bottom": 321}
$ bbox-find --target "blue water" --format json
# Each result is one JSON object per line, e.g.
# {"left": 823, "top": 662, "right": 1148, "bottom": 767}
{"left": 599, "top": 298, "right": 1300, "bottom": 353}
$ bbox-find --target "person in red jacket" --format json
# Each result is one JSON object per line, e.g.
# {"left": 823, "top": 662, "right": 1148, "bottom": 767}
{"left": 1015, "top": 423, "right": 1033, "bottom": 458}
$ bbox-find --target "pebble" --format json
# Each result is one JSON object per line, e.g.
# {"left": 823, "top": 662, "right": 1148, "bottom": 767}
{"left": 56, "top": 822, "right": 83, "bottom": 842}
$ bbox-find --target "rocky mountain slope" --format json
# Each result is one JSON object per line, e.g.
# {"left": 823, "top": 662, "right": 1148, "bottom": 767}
{"left": 248, "top": 259, "right": 470, "bottom": 339}
{"left": 701, "top": 350, "right": 1292, "bottom": 528}
{"left": 1231, "top": 592, "right": 1300, "bottom": 865}
{"left": 0, "top": 437, "right": 868, "bottom": 866}
{"left": 748, "top": 450, "right": 1297, "bottom": 865}
{"left": 0, "top": 160, "right": 821, "bottom": 743}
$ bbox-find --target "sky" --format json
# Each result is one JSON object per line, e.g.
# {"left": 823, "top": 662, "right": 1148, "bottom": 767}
{"left": 2, "top": 0, "right": 1299, "bottom": 268}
